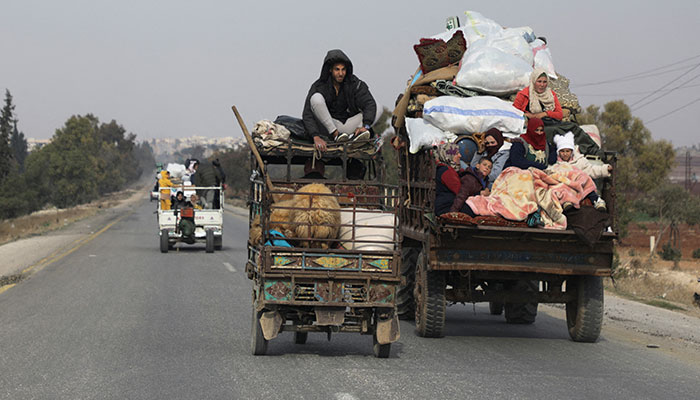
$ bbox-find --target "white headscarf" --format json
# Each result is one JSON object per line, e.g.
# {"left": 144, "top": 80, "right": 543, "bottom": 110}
{"left": 528, "top": 67, "right": 555, "bottom": 114}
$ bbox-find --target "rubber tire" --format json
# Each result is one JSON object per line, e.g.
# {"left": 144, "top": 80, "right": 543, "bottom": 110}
{"left": 397, "top": 247, "right": 418, "bottom": 320}
{"left": 414, "top": 250, "right": 446, "bottom": 338}
{"left": 566, "top": 276, "right": 604, "bottom": 343}
{"left": 294, "top": 331, "right": 308, "bottom": 345}
{"left": 373, "top": 334, "right": 391, "bottom": 358}
{"left": 205, "top": 230, "right": 214, "bottom": 253}
{"left": 489, "top": 301, "right": 504, "bottom": 315}
{"left": 504, "top": 280, "right": 538, "bottom": 324}
{"left": 160, "top": 229, "right": 169, "bottom": 253}
{"left": 251, "top": 307, "right": 268, "bottom": 355}
{"left": 214, "top": 236, "right": 223, "bottom": 251}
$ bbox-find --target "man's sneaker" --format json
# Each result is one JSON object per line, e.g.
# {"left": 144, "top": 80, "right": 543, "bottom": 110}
{"left": 594, "top": 198, "right": 607, "bottom": 211}
{"left": 352, "top": 130, "right": 370, "bottom": 142}
{"left": 335, "top": 132, "right": 350, "bottom": 142}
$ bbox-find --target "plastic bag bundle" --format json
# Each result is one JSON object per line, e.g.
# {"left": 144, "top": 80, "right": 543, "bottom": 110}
{"left": 455, "top": 40, "right": 533, "bottom": 95}
{"left": 405, "top": 117, "right": 457, "bottom": 154}
{"left": 253, "top": 120, "right": 290, "bottom": 143}
{"left": 504, "top": 26, "right": 536, "bottom": 43}
{"left": 530, "top": 39, "right": 557, "bottom": 79}
{"left": 431, "top": 10, "right": 502, "bottom": 45}
{"left": 166, "top": 163, "right": 186, "bottom": 179}
{"left": 422, "top": 96, "right": 525, "bottom": 135}
{"left": 484, "top": 29, "right": 533, "bottom": 66}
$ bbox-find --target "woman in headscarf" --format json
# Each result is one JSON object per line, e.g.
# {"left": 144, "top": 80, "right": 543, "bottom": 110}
{"left": 505, "top": 118, "right": 557, "bottom": 170}
{"left": 434, "top": 142, "right": 462, "bottom": 216}
{"left": 513, "top": 68, "right": 563, "bottom": 122}
{"left": 469, "top": 128, "right": 509, "bottom": 188}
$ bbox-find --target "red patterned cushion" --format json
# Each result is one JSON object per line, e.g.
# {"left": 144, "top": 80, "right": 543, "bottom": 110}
{"left": 414, "top": 38, "right": 449, "bottom": 74}
{"left": 445, "top": 31, "right": 467, "bottom": 64}
{"left": 439, "top": 212, "right": 529, "bottom": 228}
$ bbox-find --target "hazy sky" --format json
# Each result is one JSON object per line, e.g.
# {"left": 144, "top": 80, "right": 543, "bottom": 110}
{"left": 2, "top": 0, "right": 699, "bottom": 146}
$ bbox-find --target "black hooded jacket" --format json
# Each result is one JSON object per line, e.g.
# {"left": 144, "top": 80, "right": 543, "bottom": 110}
{"left": 302, "top": 49, "right": 377, "bottom": 140}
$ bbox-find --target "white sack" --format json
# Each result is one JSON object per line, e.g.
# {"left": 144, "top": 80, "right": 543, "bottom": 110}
{"left": 505, "top": 26, "right": 536, "bottom": 43}
{"left": 339, "top": 208, "right": 396, "bottom": 252}
{"left": 166, "top": 163, "right": 186, "bottom": 180}
{"left": 422, "top": 96, "right": 526, "bottom": 134}
{"left": 530, "top": 39, "right": 557, "bottom": 79}
{"left": 431, "top": 10, "right": 502, "bottom": 45}
{"left": 485, "top": 30, "right": 534, "bottom": 66}
{"left": 405, "top": 117, "right": 457, "bottom": 154}
{"left": 455, "top": 41, "right": 533, "bottom": 95}
{"left": 579, "top": 124, "right": 602, "bottom": 148}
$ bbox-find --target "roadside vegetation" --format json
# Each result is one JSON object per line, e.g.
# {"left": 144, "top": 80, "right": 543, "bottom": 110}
{"left": 0, "top": 89, "right": 155, "bottom": 220}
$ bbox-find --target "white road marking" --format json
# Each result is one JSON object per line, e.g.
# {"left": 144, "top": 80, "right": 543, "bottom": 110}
{"left": 335, "top": 394, "right": 358, "bottom": 400}
{"left": 223, "top": 262, "right": 236, "bottom": 272}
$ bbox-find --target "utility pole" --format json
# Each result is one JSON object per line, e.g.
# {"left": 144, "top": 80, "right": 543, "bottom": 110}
{"left": 685, "top": 151, "right": 691, "bottom": 192}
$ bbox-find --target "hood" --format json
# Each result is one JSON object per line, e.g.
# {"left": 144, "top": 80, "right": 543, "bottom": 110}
{"left": 319, "top": 49, "right": 354, "bottom": 82}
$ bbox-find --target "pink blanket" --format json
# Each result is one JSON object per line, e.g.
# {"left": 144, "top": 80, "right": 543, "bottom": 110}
{"left": 466, "top": 164, "right": 596, "bottom": 229}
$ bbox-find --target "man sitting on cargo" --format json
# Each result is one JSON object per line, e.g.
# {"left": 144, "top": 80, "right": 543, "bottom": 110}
{"left": 302, "top": 49, "right": 377, "bottom": 153}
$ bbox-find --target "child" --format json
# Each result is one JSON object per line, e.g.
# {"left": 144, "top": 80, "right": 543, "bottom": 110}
{"left": 434, "top": 142, "right": 462, "bottom": 216}
{"left": 158, "top": 170, "right": 173, "bottom": 210}
{"left": 450, "top": 157, "right": 492, "bottom": 214}
{"left": 553, "top": 132, "right": 612, "bottom": 210}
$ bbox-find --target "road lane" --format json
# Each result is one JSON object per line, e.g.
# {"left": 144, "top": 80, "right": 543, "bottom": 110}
{"left": 1, "top": 199, "right": 698, "bottom": 399}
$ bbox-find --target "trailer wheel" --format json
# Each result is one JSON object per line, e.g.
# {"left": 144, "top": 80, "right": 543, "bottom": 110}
{"left": 251, "top": 306, "right": 268, "bottom": 355}
{"left": 397, "top": 247, "right": 418, "bottom": 320}
{"left": 205, "top": 230, "right": 214, "bottom": 253}
{"left": 294, "top": 331, "right": 308, "bottom": 345}
{"left": 566, "top": 276, "right": 603, "bottom": 343}
{"left": 414, "top": 250, "right": 446, "bottom": 338}
{"left": 504, "top": 280, "right": 538, "bottom": 324}
{"left": 373, "top": 334, "right": 391, "bottom": 358}
{"left": 489, "top": 302, "right": 504, "bottom": 315}
{"left": 160, "top": 229, "right": 169, "bottom": 253}
{"left": 214, "top": 236, "right": 223, "bottom": 251}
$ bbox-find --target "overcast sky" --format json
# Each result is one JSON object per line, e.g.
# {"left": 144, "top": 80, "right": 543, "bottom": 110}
{"left": 2, "top": 0, "right": 699, "bottom": 147}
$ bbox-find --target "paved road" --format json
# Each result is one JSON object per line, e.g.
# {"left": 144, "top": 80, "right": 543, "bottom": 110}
{"left": 1, "top": 199, "right": 698, "bottom": 399}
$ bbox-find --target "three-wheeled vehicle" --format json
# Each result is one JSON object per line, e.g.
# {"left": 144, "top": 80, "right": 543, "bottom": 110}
{"left": 157, "top": 185, "right": 224, "bottom": 253}
{"left": 236, "top": 109, "right": 401, "bottom": 358}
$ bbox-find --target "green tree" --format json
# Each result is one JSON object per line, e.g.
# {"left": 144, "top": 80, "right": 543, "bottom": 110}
{"left": 46, "top": 115, "right": 101, "bottom": 207}
{"left": 10, "top": 121, "right": 28, "bottom": 171}
{"left": 0, "top": 89, "right": 16, "bottom": 183}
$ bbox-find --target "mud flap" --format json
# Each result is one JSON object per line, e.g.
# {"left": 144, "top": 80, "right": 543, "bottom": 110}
{"left": 376, "top": 312, "right": 400, "bottom": 345}
{"left": 315, "top": 307, "right": 345, "bottom": 326}
{"left": 260, "top": 311, "right": 283, "bottom": 340}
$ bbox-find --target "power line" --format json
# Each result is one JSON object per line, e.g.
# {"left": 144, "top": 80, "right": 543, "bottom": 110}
{"left": 573, "top": 54, "right": 700, "bottom": 87}
{"left": 631, "top": 72, "right": 700, "bottom": 111}
{"left": 645, "top": 96, "right": 700, "bottom": 124}
{"left": 576, "top": 83, "right": 700, "bottom": 96}
{"left": 630, "top": 64, "right": 700, "bottom": 108}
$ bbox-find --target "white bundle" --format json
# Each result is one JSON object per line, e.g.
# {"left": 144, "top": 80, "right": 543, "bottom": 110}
{"left": 504, "top": 26, "right": 536, "bottom": 43}
{"left": 431, "top": 10, "right": 503, "bottom": 45}
{"left": 422, "top": 96, "right": 526, "bottom": 134}
{"left": 455, "top": 40, "right": 533, "bottom": 95}
{"left": 405, "top": 118, "right": 457, "bottom": 154}
{"left": 166, "top": 163, "right": 186, "bottom": 180}
{"left": 484, "top": 29, "right": 534, "bottom": 66}
{"left": 531, "top": 39, "right": 557, "bottom": 79}
{"left": 252, "top": 120, "right": 290, "bottom": 146}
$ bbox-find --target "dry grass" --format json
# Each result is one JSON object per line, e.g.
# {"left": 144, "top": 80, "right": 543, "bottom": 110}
{"left": 0, "top": 189, "right": 142, "bottom": 246}
{"left": 610, "top": 253, "right": 700, "bottom": 317}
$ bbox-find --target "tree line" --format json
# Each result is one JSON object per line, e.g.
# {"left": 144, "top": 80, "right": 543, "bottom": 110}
{"left": 0, "top": 89, "right": 155, "bottom": 219}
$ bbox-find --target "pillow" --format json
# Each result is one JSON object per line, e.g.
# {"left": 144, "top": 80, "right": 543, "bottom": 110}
{"left": 414, "top": 38, "right": 449, "bottom": 74}
{"left": 445, "top": 30, "right": 467, "bottom": 64}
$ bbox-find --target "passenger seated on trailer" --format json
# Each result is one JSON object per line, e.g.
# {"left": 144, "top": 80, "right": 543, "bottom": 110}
{"left": 469, "top": 128, "right": 508, "bottom": 189}
{"left": 552, "top": 132, "right": 610, "bottom": 211}
{"left": 302, "top": 49, "right": 377, "bottom": 153}
{"left": 158, "top": 171, "right": 173, "bottom": 210}
{"left": 172, "top": 191, "right": 196, "bottom": 244}
{"left": 301, "top": 159, "right": 326, "bottom": 179}
{"left": 189, "top": 193, "right": 204, "bottom": 210}
{"left": 505, "top": 118, "right": 557, "bottom": 170}
{"left": 450, "top": 157, "right": 492, "bottom": 214}
{"left": 512, "top": 67, "right": 563, "bottom": 123}
{"left": 434, "top": 142, "right": 463, "bottom": 216}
